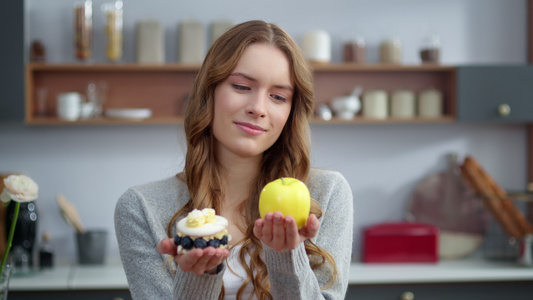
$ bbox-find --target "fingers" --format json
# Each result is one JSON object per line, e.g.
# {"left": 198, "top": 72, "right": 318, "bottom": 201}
{"left": 299, "top": 214, "right": 320, "bottom": 239}
{"left": 254, "top": 212, "right": 315, "bottom": 251}
{"left": 177, "top": 247, "right": 229, "bottom": 275}
{"left": 284, "top": 216, "right": 300, "bottom": 249}
{"left": 253, "top": 218, "right": 264, "bottom": 239}
{"left": 157, "top": 238, "right": 177, "bottom": 256}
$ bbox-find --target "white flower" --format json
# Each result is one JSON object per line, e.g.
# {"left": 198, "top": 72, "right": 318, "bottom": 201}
{"left": 0, "top": 174, "right": 39, "bottom": 203}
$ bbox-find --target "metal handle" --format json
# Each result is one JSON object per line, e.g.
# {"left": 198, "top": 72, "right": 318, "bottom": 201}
{"left": 401, "top": 291, "right": 414, "bottom": 300}
{"left": 498, "top": 103, "right": 511, "bottom": 117}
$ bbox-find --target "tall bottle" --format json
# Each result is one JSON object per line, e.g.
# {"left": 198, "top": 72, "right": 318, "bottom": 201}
{"left": 74, "top": 0, "right": 93, "bottom": 61}
{"left": 39, "top": 232, "right": 54, "bottom": 269}
{"left": 6, "top": 202, "right": 37, "bottom": 268}
{"left": 102, "top": 1, "right": 123, "bottom": 62}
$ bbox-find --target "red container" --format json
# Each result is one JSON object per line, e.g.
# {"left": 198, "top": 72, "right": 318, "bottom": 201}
{"left": 362, "top": 222, "right": 439, "bottom": 263}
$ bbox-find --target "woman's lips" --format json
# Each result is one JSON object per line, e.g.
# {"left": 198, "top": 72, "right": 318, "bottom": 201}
{"left": 235, "top": 122, "right": 265, "bottom": 136}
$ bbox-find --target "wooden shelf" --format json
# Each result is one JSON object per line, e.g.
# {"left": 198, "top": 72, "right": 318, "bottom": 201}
{"left": 25, "top": 116, "right": 455, "bottom": 126}
{"left": 25, "top": 63, "right": 457, "bottom": 125}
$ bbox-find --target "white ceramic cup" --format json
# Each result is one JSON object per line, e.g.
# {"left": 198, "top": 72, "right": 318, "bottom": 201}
{"left": 57, "top": 92, "right": 82, "bottom": 121}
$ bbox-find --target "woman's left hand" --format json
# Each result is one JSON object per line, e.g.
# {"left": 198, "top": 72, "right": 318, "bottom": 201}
{"left": 253, "top": 211, "right": 320, "bottom": 251}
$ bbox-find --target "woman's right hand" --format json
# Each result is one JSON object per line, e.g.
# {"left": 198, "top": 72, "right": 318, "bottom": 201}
{"left": 157, "top": 238, "right": 229, "bottom": 275}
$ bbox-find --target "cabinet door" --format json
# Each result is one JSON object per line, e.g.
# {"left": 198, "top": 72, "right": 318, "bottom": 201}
{"left": 0, "top": 0, "right": 25, "bottom": 121}
{"left": 346, "top": 281, "right": 533, "bottom": 300}
{"left": 457, "top": 65, "right": 533, "bottom": 122}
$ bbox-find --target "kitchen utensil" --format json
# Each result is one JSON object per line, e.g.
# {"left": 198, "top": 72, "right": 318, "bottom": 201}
{"left": 105, "top": 108, "right": 152, "bottom": 119}
{"left": 315, "top": 104, "right": 332, "bottom": 121}
{"left": 56, "top": 194, "right": 85, "bottom": 233}
{"left": 76, "top": 229, "right": 107, "bottom": 265}
{"left": 406, "top": 153, "right": 490, "bottom": 259}
{"left": 460, "top": 155, "right": 533, "bottom": 239}
{"left": 330, "top": 86, "right": 362, "bottom": 120}
{"left": 86, "top": 81, "right": 108, "bottom": 117}
{"left": 56, "top": 92, "right": 83, "bottom": 121}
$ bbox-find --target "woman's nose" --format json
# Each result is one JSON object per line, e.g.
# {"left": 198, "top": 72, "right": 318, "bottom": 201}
{"left": 246, "top": 92, "right": 267, "bottom": 118}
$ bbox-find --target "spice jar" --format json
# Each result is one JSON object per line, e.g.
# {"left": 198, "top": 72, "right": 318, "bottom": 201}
{"left": 391, "top": 89, "right": 415, "bottom": 118}
{"left": 380, "top": 36, "right": 402, "bottom": 64}
{"left": 102, "top": 1, "right": 123, "bottom": 62}
{"left": 418, "top": 88, "right": 443, "bottom": 117}
{"left": 74, "top": 0, "right": 92, "bottom": 61}
{"left": 343, "top": 35, "right": 366, "bottom": 63}
{"left": 362, "top": 89, "right": 388, "bottom": 119}
{"left": 420, "top": 34, "right": 441, "bottom": 64}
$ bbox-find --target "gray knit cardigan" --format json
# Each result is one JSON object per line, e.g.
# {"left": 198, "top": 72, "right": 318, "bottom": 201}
{"left": 114, "top": 168, "right": 353, "bottom": 299}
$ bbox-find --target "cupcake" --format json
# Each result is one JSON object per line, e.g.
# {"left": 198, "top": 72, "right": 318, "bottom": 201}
{"left": 174, "top": 208, "right": 231, "bottom": 254}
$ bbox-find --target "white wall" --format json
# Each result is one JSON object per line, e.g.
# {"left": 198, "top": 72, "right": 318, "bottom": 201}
{"left": 1, "top": 0, "right": 528, "bottom": 261}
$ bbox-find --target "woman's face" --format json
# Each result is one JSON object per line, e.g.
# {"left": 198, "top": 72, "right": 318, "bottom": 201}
{"left": 212, "top": 43, "right": 293, "bottom": 160}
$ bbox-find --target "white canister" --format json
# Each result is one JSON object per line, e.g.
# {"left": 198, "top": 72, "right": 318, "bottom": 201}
{"left": 362, "top": 90, "right": 388, "bottom": 119}
{"left": 302, "top": 30, "right": 331, "bottom": 64}
{"left": 210, "top": 20, "right": 233, "bottom": 45}
{"left": 136, "top": 20, "right": 165, "bottom": 64}
{"left": 56, "top": 92, "right": 83, "bottom": 121}
{"left": 391, "top": 89, "right": 415, "bottom": 118}
{"left": 380, "top": 37, "right": 402, "bottom": 64}
{"left": 418, "top": 88, "right": 443, "bottom": 117}
{"left": 178, "top": 20, "right": 206, "bottom": 64}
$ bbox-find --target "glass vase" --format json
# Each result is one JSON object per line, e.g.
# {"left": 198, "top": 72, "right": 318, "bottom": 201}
{"left": 0, "top": 264, "right": 12, "bottom": 300}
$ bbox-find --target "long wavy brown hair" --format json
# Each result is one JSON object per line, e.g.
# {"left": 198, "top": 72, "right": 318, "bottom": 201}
{"left": 166, "top": 20, "right": 337, "bottom": 299}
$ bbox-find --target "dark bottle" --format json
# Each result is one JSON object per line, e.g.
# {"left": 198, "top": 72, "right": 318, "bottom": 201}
{"left": 6, "top": 201, "right": 38, "bottom": 267}
{"left": 39, "top": 232, "right": 54, "bottom": 269}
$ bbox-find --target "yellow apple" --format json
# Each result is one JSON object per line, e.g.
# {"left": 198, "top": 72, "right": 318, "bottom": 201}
{"left": 259, "top": 177, "right": 311, "bottom": 229}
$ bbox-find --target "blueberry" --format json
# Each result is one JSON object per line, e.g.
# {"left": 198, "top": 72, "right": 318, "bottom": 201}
{"left": 208, "top": 239, "right": 220, "bottom": 248}
{"left": 181, "top": 236, "right": 193, "bottom": 250}
{"left": 193, "top": 238, "right": 207, "bottom": 249}
{"left": 174, "top": 235, "right": 182, "bottom": 246}
{"left": 220, "top": 236, "right": 228, "bottom": 245}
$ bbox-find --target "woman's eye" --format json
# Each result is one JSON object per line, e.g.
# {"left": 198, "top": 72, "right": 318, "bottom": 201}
{"left": 271, "top": 94, "right": 287, "bottom": 102}
{"left": 232, "top": 84, "right": 250, "bottom": 91}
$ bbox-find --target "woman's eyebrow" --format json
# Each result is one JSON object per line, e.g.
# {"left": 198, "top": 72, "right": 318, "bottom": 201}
{"left": 229, "top": 72, "right": 293, "bottom": 92}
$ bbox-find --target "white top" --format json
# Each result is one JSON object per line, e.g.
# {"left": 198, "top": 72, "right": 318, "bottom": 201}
{"left": 224, "top": 244, "right": 256, "bottom": 299}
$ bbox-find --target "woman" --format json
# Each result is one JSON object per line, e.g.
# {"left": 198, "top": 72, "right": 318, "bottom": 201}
{"left": 115, "top": 20, "right": 353, "bottom": 300}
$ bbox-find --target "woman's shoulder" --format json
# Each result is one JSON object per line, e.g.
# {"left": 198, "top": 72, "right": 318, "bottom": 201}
{"left": 308, "top": 168, "right": 350, "bottom": 188}
{"left": 307, "top": 168, "right": 352, "bottom": 203}
{"left": 116, "top": 175, "right": 189, "bottom": 211}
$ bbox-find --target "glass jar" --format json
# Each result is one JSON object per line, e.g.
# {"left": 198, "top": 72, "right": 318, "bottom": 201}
{"left": 74, "top": 0, "right": 92, "bottom": 61}
{"left": 343, "top": 35, "right": 366, "bottom": 63}
{"left": 380, "top": 36, "right": 402, "bottom": 64}
{"left": 420, "top": 33, "right": 441, "bottom": 64}
{"left": 102, "top": 1, "right": 123, "bottom": 62}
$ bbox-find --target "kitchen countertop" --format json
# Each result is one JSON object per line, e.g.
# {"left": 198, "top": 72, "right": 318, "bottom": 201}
{"left": 9, "top": 258, "right": 533, "bottom": 291}
{"left": 349, "top": 259, "right": 533, "bottom": 285}
{"left": 9, "top": 259, "right": 128, "bottom": 291}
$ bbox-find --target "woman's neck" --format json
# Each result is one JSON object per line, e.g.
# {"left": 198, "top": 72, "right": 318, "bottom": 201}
{"left": 220, "top": 157, "right": 260, "bottom": 205}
